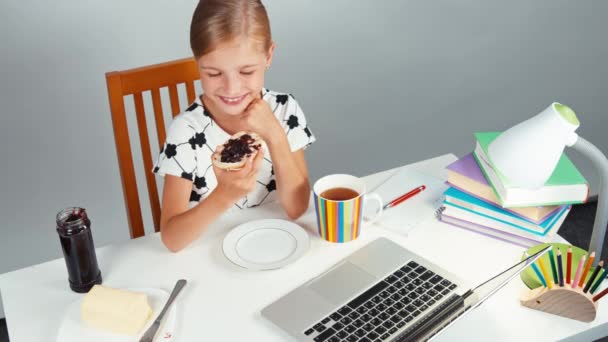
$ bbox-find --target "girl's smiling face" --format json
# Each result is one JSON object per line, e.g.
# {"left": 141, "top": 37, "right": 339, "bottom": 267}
{"left": 197, "top": 37, "right": 274, "bottom": 117}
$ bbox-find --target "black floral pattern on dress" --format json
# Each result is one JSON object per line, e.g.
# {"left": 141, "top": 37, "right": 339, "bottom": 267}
{"left": 304, "top": 127, "right": 312, "bottom": 138}
{"left": 286, "top": 115, "right": 299, "bottom": 129}
{"left": 164, "top": 144, "right": 177, "bottom": 159}
{"left": 181, "top": 172, "right": 193, "bottom": 181}
{"left": 153, "top": 166, "right": 159, "bottom": 173}
{"left": 194, "top": 176, "right": 207, "bottom": 189}
{"left": 186, "top": 103, "right": 199, "bottom": 112}
{"left": 266, "top": 179, "right": 276, "bottom": 192}
{"left": 189, "top": 190, "right": 201, "bottom": 202}
{"left": 276, "top": 94, "right": 289, "bottom": 105}
{"left": 189, "top": 132, "right": 206, "bottom": 150}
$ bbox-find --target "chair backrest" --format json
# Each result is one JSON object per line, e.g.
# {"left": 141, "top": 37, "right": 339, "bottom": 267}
{"left": 105, "top": 57, "right": 199, "bottom": 239}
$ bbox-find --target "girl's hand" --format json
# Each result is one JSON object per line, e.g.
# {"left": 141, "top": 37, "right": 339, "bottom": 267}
{"left": 212, "top": 148, "right": 265, "bottom": 204}
{"left": 241, "top": 98, "right": 283, "bottom": 142}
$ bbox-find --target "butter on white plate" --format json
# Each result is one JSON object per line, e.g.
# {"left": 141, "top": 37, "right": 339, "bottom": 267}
{"left": 81, "top": 285, "right": 152, "bottom": 336}
{"left": 57, "top": 287, "right": 177, "bottom": 342}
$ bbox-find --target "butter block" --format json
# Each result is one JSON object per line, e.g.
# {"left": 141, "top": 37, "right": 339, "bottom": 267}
{"left": 81, "top": 285, "right": 152, "bottom": 335}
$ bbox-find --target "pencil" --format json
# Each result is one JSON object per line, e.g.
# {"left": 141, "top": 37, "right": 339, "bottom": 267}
{"left": 525, "top": 252, "right": 547, "bottom": 287}
{"left": 548, "top": 248, "right": 558, "bottom": 285}
{"left": 572, "top": 254, "right": 586, "bottom": 289}
{"left": 557, "top": 248, "right": 564, "bottom": 287}
{"left": 593, "top": 286, "right": 608, "bottom": 302}
{"left": 584, "top": 260, "right": 604, "bottom": 293}
{"left": 538, "top": 257, "right": 553, "bottom": 289}
{"left": 566, "top": 246, "right": 572, "bottom": 284}
{"left": 590, "top": 268, "right": 607, "bottom": 294}
{"left": 578, "top": 251, "right": 595, "bottom": 288}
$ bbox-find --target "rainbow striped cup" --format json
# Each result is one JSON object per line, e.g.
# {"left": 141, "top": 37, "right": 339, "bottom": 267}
{"left": 313, "top": 174, "right": 383, "bottom": 243}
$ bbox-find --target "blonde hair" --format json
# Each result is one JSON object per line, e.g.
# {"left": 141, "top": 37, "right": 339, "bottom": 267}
{"left": 190, "top": 0, "right": 272, "bottom": 58}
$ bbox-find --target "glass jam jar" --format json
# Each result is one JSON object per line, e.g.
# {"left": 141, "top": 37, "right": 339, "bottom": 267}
{"left": 56, "top": 207, "right": 102, "bottom": 293}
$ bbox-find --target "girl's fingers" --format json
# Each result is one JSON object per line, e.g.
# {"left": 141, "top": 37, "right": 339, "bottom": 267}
{"left": 248, "top": 150, "right": 264, "bottom": 177}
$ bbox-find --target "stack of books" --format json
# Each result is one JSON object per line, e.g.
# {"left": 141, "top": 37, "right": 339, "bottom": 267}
{"left": 438, "top": 132, "right": 589, "bottom": 247}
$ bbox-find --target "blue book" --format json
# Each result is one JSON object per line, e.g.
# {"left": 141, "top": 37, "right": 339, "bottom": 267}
{"left": 444, "top": 187, "right": 570, "bottom": 235}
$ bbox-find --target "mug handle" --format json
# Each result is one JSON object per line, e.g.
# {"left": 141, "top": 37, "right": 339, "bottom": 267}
{"left": 363, "top": 193, "right": 383, "bottom": 223}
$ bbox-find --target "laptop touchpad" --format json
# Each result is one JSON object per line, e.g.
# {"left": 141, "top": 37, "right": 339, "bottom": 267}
{"left": 308, "top": 262, "right": 376, "bottom": 305}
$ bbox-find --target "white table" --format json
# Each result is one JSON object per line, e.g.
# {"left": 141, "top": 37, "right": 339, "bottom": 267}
{"left": 1, "top": 154, "right": 607, "bottom": 341}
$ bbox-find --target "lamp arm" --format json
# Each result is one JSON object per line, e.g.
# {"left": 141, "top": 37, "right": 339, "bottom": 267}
{"left": 571, "top": 136, "right": 608, "bottom": 263}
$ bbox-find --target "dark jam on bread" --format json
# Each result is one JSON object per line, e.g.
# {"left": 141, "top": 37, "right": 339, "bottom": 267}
{"left": 220, "top": 134, "right": 261, "bottom": 163}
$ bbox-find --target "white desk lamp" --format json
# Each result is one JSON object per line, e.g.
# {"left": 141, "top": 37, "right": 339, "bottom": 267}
{"left": 488, "top": 102, "right": 608, "bottom": 264}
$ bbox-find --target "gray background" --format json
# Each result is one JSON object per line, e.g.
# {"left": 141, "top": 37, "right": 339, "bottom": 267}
{"left": 1, "top": 1, "right": 607, "bottom": 319}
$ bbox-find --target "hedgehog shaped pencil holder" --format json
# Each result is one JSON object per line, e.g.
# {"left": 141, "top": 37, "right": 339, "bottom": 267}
{"left": 519, "top": 243, "right": 606, "bottom": 323}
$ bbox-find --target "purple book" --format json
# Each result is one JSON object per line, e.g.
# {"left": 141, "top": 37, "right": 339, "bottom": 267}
{"left": 447, "top": 153, "right": 489, "bottom": 185}
{"left": 446, "top": 153, "right": 563, "bottom": 224}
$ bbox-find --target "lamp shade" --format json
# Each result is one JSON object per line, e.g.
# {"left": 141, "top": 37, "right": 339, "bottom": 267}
{"left": 488, "top": 103, "right": 580, "bottom": 189}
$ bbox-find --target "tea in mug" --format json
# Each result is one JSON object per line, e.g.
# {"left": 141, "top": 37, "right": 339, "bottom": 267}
{"left": 320, "top": 187, "right": 360, "bottom": 201}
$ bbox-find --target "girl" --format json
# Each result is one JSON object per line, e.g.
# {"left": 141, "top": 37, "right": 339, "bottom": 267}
{"left": 153, "top": 0, "right": 316, "bottom": 252}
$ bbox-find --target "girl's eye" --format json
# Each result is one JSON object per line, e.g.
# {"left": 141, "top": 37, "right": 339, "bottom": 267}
{"left": 241, "top": 71, "right": 255, "bottom": 75}
{"left": 207, "top": 73, "right": 221, "bottom": 78}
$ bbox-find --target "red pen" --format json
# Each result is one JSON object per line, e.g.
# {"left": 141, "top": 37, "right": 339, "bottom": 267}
{"left": 383, "top": 185, "right": 426, "bottom": 209}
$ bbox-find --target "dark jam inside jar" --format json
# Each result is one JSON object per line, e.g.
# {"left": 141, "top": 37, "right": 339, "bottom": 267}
{"left": 56, "top": 207, "right": 102, "bottom": 292}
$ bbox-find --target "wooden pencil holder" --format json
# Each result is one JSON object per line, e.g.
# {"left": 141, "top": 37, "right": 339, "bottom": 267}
{"left": 520, "top": 285, "right": 598, "bottom": 322}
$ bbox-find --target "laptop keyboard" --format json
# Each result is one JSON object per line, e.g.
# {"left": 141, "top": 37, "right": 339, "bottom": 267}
{"left": 303, "top": 261, "right": 458, "bottom": 342}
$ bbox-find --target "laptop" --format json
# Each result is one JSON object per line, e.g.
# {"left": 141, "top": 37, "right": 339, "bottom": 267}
{"left": 261, "top": 237, "right": 549, "bottom": 342}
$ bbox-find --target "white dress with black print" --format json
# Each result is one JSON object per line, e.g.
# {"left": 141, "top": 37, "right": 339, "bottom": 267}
{"left": 153, "top": 89, "right": 316, "bottom": 210}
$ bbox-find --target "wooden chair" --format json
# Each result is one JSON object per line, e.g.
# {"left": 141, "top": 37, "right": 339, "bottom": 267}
{"left": 105, "top": 57, "right": 199, "bottom": 239}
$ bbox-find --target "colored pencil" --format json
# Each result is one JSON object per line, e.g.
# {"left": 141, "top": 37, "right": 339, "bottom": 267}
{"left": 557, "top": 248, "right": 564, "bottom": 287}
{"left": 593, "top": 286, "right": 608, "bottom": 302}
{"left": 566, "top": 246, "right": 572, "bottom": 284}
{"left": 584, "top": 260, "right": 604, "bottom": 293}
{"left": 578, "top": 251, "right": 595, "bottom": 288}
{"left": 590, "top": 268, "right": 607, "bottom": 294}
{"left": 572, "top": 254, "right": 586, "bottom": 289}
{"left": 548, "top": 248, "right": 558, "bottom": 285}
{"left": 538, "top": 257, "right": 553, "bottom": 289}
{"left": 525, "top": 252, "right": 547, "bottom": 287}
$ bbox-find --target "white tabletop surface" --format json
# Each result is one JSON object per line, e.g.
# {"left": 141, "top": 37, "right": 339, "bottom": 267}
{"left": 1, "top": 154, "right": 607, "bottom": 341}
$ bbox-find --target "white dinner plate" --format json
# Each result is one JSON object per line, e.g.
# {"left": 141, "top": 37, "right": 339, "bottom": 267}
{"left": 56, "top": 287, "right": 177, "bottom": 342}
{"left": 222, "top": 219, "right": 310, "bottom": 270}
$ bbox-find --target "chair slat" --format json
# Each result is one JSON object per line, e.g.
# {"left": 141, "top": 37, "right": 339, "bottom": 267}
{"left": 168, "top": 84, "right": 180, "bottom": 117}
{"left": 133, "top": 92, "right": 162, "bottom": 233}
{"left": 185, "top": 81, "right": 196, "bottom": 103}
{"left": 105, "top": 73, "right": 145, "bottom": 239}
{"left": 105, "top": 57, "right": 200, "bottom": 238}
{"left": 150, "top": 88, "right": 167, "bottom": 150}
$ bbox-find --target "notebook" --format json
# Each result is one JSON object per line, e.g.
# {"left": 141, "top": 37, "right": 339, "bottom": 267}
{"left": 438, "top": 214, "right": 544, "bottom": 248}
{"left": 369, "top": 167, "right": 448, "bottom": 235}
{"left": 443, "top": 187, "right": 563, "bottom": 233}
{"left": 439, "top": 199, "right": 570, "bottom": 239}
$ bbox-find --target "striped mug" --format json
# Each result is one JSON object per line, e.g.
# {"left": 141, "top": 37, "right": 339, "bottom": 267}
{"left": 313, "top": 174, "right": 383, "bottom": 243}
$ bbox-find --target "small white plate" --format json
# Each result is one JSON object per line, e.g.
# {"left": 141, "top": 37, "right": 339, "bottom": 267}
{"left": 56, "top": 287, "right": 177, "bottom": 342}
{"left": 222, "top": 219, "right": 310, "bottom": 270}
